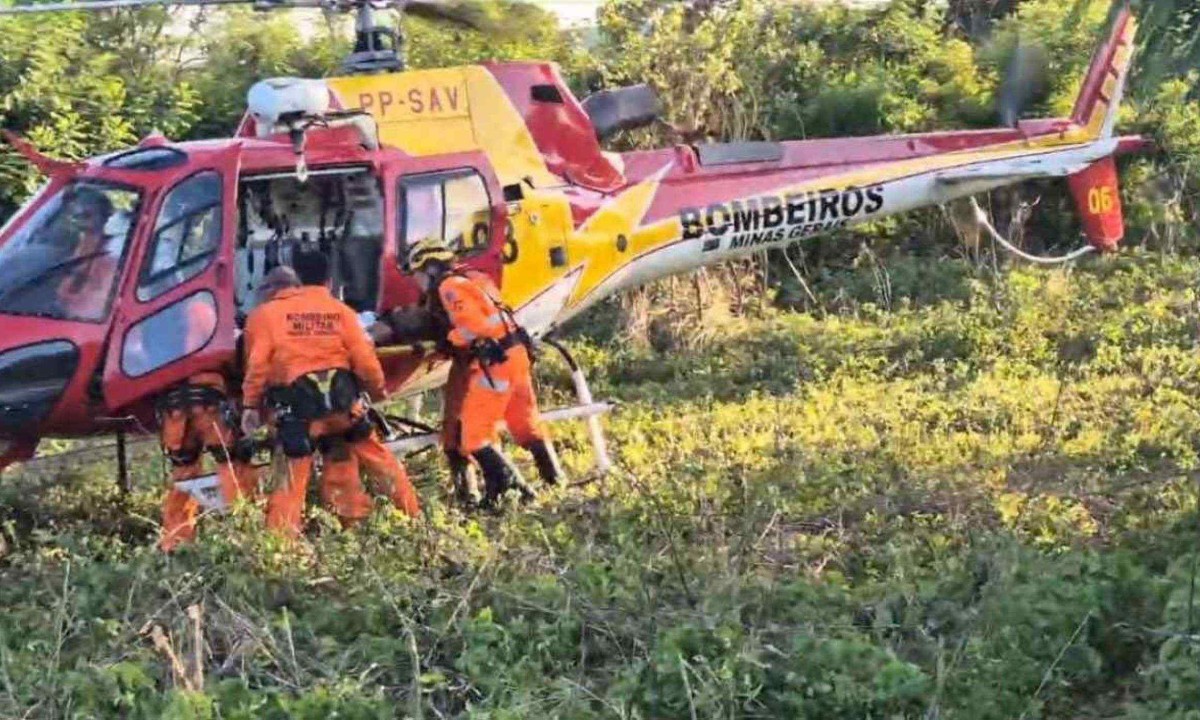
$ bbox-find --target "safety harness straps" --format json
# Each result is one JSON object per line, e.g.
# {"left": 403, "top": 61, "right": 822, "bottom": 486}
{"left": 269, "top": 368, "right": 361, "bottom": 421}
{"left": 433, "top": 269, "right": 538, "bottom": 367}
{"left": 268, "top": 368, "right": 374, "bottom": 459}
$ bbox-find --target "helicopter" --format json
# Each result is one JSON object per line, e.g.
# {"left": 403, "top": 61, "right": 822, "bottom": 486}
{"left": 0, "top": 0, "right": 1145, "bottom": 498}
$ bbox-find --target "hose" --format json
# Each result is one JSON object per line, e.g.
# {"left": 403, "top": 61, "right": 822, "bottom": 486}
{"left": 970, "top": 197, "right": 1095, "bottom": 265}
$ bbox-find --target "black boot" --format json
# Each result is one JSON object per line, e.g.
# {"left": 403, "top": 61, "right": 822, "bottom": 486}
{"left": 472, "top": 446, "right": 536, "bottom": 509}
{"left": 525, "top": 439, "right": 565, "bottom": 486}
{"left": 447, "top": 451, "right": 480, "bottom": 510}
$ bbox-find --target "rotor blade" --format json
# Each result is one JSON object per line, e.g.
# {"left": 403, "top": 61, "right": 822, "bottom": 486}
{"left": 401, "top": 0, "right": 493, "bottom": 30}
{"left": 997, "top": 38, "right": 1049, "bottom": 127}
{"left": 0, "top": 0, "right": 323, "bottom": 13}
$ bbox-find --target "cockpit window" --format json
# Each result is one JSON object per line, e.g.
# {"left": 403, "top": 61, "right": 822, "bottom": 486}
{"left": 102, "top": 147, "right": 188, "bottom": 171}
{"left": 0, "top": 180, "right": 140, "bottom": 323}
{"left": 138, "top": 171, "right": 222, "bottom": 302}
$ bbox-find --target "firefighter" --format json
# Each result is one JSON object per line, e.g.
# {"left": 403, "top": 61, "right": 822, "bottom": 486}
{"left": 157, "top": 297, "right": 259, "bottom": 552}
{"left": 405, "top": 238, "right": 565, "bottom": 509}
{"left": 366, "top": 290, "right": 480, "bottom": 507}
{"left": 241, "top": 250, "right": 420, "bottom": 537}
{"left": 244, "top": 264, "right": 302, "bottom": 496}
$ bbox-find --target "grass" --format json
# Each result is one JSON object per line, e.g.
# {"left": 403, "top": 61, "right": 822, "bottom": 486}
{"left": 3, "top": 250, "right": 1200, "bottom": 718}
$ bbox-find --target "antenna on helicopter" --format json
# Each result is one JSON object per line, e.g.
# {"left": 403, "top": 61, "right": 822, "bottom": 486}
{"left": 0, "top": 0, "right": 491, "bottom": 74}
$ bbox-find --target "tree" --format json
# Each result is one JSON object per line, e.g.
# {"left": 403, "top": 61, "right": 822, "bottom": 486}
{"left": 182, "top": 8, "right": 347, "bottom": 140}
{"left": 404, "top": 0, "right": 582, "bottom": 71}
{"left": 591, "top": 0, "right": 801, "bottom": 145}
{"left": 1115, "top": 0, "right": 1200, "bottom": 97}
{"left": 944, "top": 0, "right": 1024, "bottom": 38}
{"left": 0, "top": 10, "right": 201, "bottom": 213}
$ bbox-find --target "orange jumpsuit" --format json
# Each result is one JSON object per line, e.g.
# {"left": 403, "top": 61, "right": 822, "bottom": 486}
{"left": 242, "top": 285, "right": 420, "bottom": 536}
{"left": 441, "top": 355, "right": 472, "bottom": 452}
{"left": 158, "top": 300, "right": 258, "bottom": 552}
{"left": 437, "top": 272, "right": 548, "bottom": 454}
{"left": 159, "top": 372, "right": 259, "bottom": 551}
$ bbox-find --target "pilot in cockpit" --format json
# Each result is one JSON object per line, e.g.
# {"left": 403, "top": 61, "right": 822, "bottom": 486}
{"left": 56, "top": 188, "right": 120, "bottom": 320}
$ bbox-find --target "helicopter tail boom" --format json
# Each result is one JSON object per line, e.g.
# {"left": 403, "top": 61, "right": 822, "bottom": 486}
{"left": 566, "top": 4, "right": 1147, "bottom": 307}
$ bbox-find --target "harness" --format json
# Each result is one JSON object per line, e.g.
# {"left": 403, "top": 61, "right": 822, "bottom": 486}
{"left": 157, "top": 379, "right": 255, "bottom": 467}
{"left": 432, "top": 269, "right": 536, "bottom": 368}
{"left": 266, "top": 368, "right": 371, "bottom": 459}
{"left": 156, "top": 381, "right": 226, "bottom": 414}
{"left": 270, "top": 368, "right": 362, "bottom": 421}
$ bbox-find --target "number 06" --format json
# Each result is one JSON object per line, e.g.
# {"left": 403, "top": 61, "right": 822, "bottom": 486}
{"left": 1087, "top": 186, "right": 1115, "bottom": 214}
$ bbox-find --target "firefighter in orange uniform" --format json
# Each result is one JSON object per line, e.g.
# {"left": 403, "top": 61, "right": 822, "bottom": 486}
{"left": 157, "top": 296, "right": 259, "bottom": 552}
{"left": 369, "top": 287, "right": 480, "bottom": 507}
{"left": 405, "top": 239, "right": 564, "bottom": 509}
{"left": 241, "top": 250, "right": 420, "bottom": 537}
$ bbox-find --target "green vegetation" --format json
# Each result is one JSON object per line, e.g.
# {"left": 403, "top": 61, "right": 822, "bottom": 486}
{"left": 4, "top": 252, "right": 1200, "bottom": 718}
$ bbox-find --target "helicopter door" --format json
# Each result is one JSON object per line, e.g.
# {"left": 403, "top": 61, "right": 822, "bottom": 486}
{"left": 100, "top": 149, "right": 241, "bottom": 412}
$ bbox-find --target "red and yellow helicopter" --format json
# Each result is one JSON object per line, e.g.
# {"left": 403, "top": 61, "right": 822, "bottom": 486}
{"left": 0, "top": 0, "right": 1145, "bottom": 487}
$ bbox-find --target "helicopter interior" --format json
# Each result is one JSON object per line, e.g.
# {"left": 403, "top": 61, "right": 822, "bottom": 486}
{"left": 234, "top": 164, "right": 495, "bottom": 320}
{"left": 235, "top": 166, "right": 385, "bottom": 319}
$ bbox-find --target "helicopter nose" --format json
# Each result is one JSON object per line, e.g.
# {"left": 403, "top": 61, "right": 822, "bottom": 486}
{"left": 0, "top": 341, "right": 80, "bottom": 437}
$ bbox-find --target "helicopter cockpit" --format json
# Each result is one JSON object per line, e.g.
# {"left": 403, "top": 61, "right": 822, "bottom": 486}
{"left": 235, "top": 166, "right": 385, "bottom": 319}
{"left": 0, "top": 179, "right": 141, "bottom": 323}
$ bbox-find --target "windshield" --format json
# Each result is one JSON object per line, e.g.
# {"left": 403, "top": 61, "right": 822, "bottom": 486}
{"left": 0, "top": 180, "right": 141, "bottom": 323}
{"left": 0, "top": 181, "right": 50, "bottom": 239}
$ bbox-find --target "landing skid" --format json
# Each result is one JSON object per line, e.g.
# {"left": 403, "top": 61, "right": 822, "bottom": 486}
{"left": 541, "top": 337, "right": 613, "bottom": 474}
{"left": 376, "top": 400, "right": 615, "bottom": 457}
